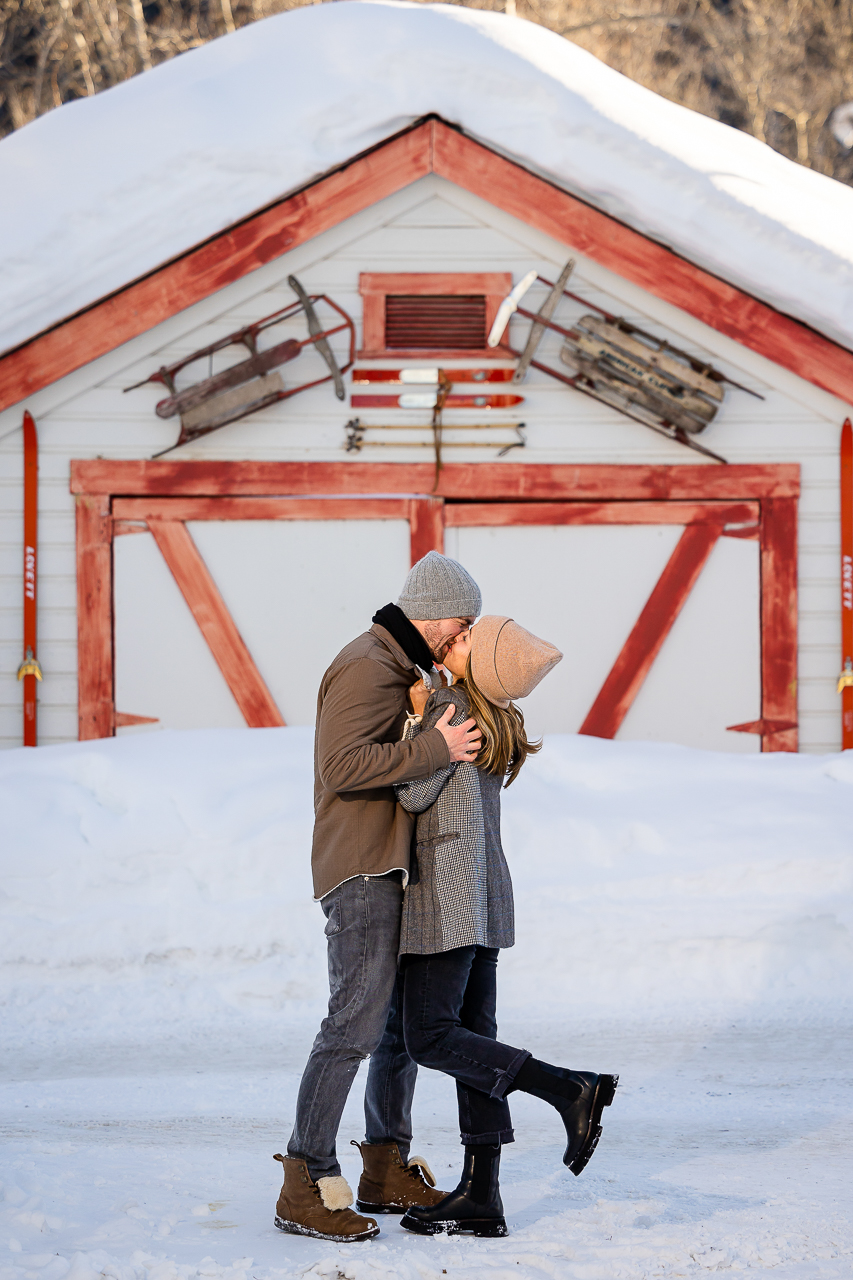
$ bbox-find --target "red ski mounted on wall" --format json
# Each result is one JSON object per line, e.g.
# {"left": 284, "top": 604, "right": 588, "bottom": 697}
{"left": 17, "top": 410, "right": 41, "bottom": 746}
{"left": 839, "top": 418, "right": 853, "bottom": 749}
{"left": 352, "top": 368, "right": 516, "bottom": 385}
{"left": 352, "top": 393, "right": 524, "bottom": 409}
{"left": 125, "top": 276, "right": 355, "bottom": 455}
{"left": 350, "top": 369, "right": 523, "bottom": 485}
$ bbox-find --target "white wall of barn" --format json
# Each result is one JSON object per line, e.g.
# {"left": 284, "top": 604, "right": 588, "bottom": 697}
{"left": 0, "top": 174, "right": 849, "bottom": 752}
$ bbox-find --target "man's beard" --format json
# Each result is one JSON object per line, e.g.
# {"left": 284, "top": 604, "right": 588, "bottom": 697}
{"left": 422, "top": 622, "right": 452, "bottom": 662}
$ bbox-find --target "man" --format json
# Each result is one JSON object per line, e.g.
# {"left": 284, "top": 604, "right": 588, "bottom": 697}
{"left": 274, "top": 552, "right": 483, "bottom": 1242}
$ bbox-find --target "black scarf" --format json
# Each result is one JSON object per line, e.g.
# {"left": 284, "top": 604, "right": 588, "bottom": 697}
{"left": 372, "top": 603, "right": 435, "bottom": 672}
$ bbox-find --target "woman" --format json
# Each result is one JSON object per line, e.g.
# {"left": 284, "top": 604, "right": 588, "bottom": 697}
{"left": 395, "top": 616, "right": 618, "bottom": 1239}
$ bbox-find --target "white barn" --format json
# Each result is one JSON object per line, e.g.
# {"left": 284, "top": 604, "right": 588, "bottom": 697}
{"left": 1, "top": 0, "right": 852, "bottom": 755}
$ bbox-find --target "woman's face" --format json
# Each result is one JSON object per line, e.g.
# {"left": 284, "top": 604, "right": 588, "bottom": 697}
{"left": 443, "top": 628, "right": 472, "bottom": 678}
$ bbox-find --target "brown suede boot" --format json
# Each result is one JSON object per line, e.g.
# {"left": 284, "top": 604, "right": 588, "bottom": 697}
{"left": 273, "top": 1154, "right": 379, "bottom": 1241}
{"left": 353, "top": 1140, "right": 448, "bottom": 1214}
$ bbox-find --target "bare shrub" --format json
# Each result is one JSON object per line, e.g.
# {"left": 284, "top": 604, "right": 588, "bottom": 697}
{"left": 0, "top": 0, "right": 314, "bottom": 134}
{"left": 544, "top": 0, "right": 853, "bottom": 184}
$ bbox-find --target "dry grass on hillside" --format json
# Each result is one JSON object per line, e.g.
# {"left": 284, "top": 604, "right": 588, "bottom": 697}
{"left": 1, "top": 0, "right": 852, "bottom": 186}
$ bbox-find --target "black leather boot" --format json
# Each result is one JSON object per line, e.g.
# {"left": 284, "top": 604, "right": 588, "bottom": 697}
{"left": 400, "top": 1143, "right": 507, "bottom": 1237}
{"left": 511, "top": 1060, "right": 618, "bottom": 1175}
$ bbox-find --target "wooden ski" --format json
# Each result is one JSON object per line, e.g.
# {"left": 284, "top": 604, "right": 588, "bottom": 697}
{"left": 17, "top": 410, "right": 42, "bottom": 746}
{"left": 840, "top": 417, "right": 853, "bottom": 749}
{"left": 512, "top": 258, "right": 575, "bottom": 384}
{"left": 352, "top": 368, "right": 515, "bottom": 384}
{"left": 351, "top": 393, "right": 524, "bottom": 410}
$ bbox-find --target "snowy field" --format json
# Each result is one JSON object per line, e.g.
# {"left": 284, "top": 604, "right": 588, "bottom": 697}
{"left": 2, "top": 727, "right": 853, "bottom": 1279}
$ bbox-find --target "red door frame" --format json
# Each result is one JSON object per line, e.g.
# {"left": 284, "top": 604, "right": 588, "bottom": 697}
{"left": 71, "top": 459, "right": 799, "bottom": 751}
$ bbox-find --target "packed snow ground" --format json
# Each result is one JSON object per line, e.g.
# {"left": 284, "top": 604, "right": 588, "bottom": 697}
{"left": 2, "top": 728, "right": 853, "bottom": 1279}
{"left": 2, "top": 1, "right": 853, "bottom": 360}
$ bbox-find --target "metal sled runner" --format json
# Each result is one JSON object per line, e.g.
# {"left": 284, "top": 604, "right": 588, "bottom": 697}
{"left": 125, "top": 276, "right": 355, "bottom": 455}
{"left": 489, "top": 263, "right": 763, "bottom": 463}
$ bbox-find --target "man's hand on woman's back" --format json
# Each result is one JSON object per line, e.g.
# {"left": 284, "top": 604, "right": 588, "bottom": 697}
{"left": 435, "top": 704, "right": 482, "bottom": 762}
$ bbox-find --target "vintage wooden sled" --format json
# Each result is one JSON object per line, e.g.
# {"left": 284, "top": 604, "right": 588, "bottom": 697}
{"left": 489, "top": 262, "right": 763, "bottom": 463}
{"left": 125, "top": 276, "right": 355, "bottom": 455}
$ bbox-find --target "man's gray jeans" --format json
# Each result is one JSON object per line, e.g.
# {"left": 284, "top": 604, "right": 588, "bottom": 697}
{"left": 287, "top": 870, "right": 417, "bottom": 1180}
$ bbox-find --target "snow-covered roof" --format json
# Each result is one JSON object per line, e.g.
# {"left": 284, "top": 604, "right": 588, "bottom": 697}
{"left": 2, "top": 0, "right": 853, "bottom": 360}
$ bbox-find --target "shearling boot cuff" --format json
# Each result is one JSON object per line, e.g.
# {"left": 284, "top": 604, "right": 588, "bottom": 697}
{"left": 316, "top": 1175, "right": 354, "bottom": 1211}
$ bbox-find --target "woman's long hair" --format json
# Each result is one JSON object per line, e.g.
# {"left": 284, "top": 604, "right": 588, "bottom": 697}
{"left": 459, "top": 656, "right": 541, "bottom": 788}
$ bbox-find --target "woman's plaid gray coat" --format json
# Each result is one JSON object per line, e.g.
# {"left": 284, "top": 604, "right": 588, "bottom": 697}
{"left": 395, "top": 685, "right": 515, "bottom": 956}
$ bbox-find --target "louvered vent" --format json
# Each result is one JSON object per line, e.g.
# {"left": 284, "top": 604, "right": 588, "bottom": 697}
{"left": 384, "top": 294, "right": 487, "bottom": 349}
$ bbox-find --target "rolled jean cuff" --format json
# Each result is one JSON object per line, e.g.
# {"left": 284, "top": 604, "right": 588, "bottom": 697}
{"left": 490, "top": 1047, "right": 531, "bottom": 1100}
{"left": 287, "top": 1147, "right": 341, "bottom": 1182}
{"left": 460, "top": 1126, "right": 515, "bottom": 1146}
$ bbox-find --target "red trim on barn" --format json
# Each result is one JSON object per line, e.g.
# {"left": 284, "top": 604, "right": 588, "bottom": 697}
{"left": 409, "top": 496, "right": 446, "bottom": 563}
{"left": 579, "top": 522, "right": 724, "bottom": 739}
{"left": 0, "top": 126, "right": 433, "bottom": 412}
{"left": 71, "top": 460, "right": 799, "bottom": 500}
{"left": 759, "top": 497, "right": 799, "bottom": 752}
{"left": 147, "top": 518, "right": 286, "bottom": 728}
{"left": 431, "top": 126, "right": 853, "bottom": 406}
{"left": 75, "top": 492, "right": 113, "bottom": 741}
{"left": 444, "top": 500, "right": 760, "bottom": 527}
{"left": 111, "top": 496, "right": 415, "bottom": 522}
{"left": 3, "top": 120, "right": 853, "bottom": 412}
{"left": 73, "top": 460, "right": 799, "bottom": 752}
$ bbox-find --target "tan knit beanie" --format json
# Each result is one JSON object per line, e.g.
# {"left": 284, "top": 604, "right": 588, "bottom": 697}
{"left": 470, "top": 616, "right": 563, "bottom": 709}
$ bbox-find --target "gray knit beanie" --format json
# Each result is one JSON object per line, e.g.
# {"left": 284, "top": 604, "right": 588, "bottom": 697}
{"left": 397, "top": 551, "right": 482, "bottom": 621}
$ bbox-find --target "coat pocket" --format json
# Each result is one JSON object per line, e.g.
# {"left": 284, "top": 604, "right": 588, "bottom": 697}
{"left": 412, "top": 832, "right": 460, "bottom": 887}
{"left": 416, "top": 831, "right": 460, "bottom": 850}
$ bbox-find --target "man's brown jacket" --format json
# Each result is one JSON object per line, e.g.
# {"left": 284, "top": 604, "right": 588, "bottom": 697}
{"left": 311, "top": 623, "right": 451, "bottom": 900}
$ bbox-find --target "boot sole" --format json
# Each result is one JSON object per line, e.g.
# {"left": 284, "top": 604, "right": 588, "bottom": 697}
{"left": 357, "top": 1200, "right": 445, "bottom": 1215}
{"left": 274, "top": 1215, "right": 379, "bottom": 1242}
{"left": 567, "top": 1073, "right": 618, "bottom": 1176}
{"left": 400, "top": 1214, "right": 508, "bottom": 1238}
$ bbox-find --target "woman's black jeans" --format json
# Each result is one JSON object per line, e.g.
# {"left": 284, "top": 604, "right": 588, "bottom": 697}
{"left": 401, "top": 945, "right": 530, "bottom": 1146}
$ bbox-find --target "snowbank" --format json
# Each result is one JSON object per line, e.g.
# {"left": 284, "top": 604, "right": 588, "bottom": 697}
{"left": 3, "top": 728, "right": 853, "bottom": 1280}
{"left": 3, "top": 727, "right": 852, "bottom": 1043}
{"left": 2, "top": 1, "right": 853, "bottom": 362}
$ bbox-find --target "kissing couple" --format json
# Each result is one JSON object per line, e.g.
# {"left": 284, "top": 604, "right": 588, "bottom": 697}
{"left": 273, "top": 552, "right": 617, "bottom": 1241}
